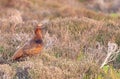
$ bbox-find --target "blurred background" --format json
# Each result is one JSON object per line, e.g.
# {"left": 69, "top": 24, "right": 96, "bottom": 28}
{"left": 0, "top": 0, "right": 120, "bottom": 21}
{"left": 0, "top": 0, "right": 120, "bottom": 79}
{"left": 1, "top": 0, "right": 120, "bottom": 12}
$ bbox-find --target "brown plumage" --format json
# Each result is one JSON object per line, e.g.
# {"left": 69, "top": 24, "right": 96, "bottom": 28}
{"left": 11, "top": 24, "right": 43, "bottom": 60}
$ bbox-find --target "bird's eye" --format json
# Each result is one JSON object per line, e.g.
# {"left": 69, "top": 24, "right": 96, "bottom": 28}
{"left": 35, "top": 39, "right": 43, "bottom": 44}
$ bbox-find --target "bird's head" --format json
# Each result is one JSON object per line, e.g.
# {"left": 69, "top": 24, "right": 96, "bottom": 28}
{"left": 34, "top": 24, "right": 43, "bottom": 38}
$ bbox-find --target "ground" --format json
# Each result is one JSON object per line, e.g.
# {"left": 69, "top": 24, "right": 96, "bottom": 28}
{"left": 0, "top": 0, "right": 120, "bottom": 79}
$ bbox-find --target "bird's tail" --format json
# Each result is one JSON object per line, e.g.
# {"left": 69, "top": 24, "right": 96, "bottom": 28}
{"left": 11, "top": 48, "right": 23, "bottom": 60}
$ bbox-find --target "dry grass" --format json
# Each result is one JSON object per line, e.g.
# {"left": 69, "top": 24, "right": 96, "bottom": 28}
{"left": 0, "top": 0, "right": 120, "bottom": 79}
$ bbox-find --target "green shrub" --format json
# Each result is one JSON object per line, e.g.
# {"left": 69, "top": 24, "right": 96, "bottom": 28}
{"left": 0, "top": 46, "right": 4, "bottom": 53}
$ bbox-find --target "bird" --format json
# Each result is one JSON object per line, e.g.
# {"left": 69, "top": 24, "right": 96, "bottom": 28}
{"left": 11, "top": 24, "right": 44, "bottom": 60}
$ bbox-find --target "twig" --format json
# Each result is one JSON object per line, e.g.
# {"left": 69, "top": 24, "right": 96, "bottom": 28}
{"left": 100, "top": 42, "right": 120, "bottom": 68}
